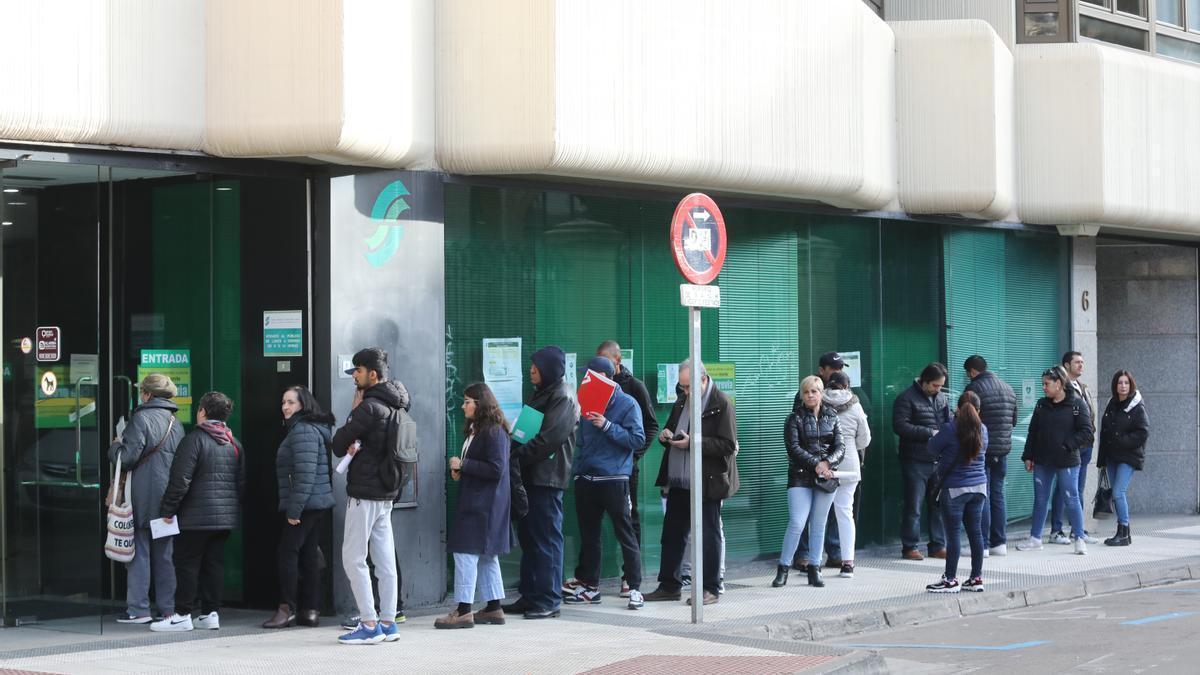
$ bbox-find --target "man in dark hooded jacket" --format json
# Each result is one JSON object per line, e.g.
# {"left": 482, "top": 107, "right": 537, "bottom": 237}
{"left": 502, "top": 346, "right": 579, "bottom": 620}
{"left": 330, "top": 347, "right": 410, "bottom": 645}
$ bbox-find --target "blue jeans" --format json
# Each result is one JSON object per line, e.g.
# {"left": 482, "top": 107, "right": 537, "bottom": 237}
{"left": 1106, "top": 463, "right": 1136, "bottom": 525}
{"left": 779, "top": 487, "right": 836, "bottom": 566}
{"left": 940, "top": 491, "right": 985, "bottom": 580}
{"left": 453, "top": 553, "right": 505, "bottom": 604}
{"left": 126, "top": 527, "right": 175, "bottom": 617}
{"left": 980, "top": 456, "right": 1008, "bottom": 547}
{"left": 900, "top": 460, "right": 946, "bottom": 552}
{"left": 1051, "top": 447, "right": 1091, "bottom": 534}
{"left": 1030, "top": 464, "right": 1084, "bottom": 540}
{"left": 516, "top": 486, "right": 565, "bottom": 611}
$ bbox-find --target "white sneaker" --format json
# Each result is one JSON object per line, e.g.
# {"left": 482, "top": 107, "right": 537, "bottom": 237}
{"left": 680, "top": 575, "right": 692, "bottom": 593}
{"left": 195, "top": 611, "right": 220, "bottom": 630}
{"left": 1077, "top": 531, "right": 1100, "bottom": 545}
{"left": 626, "top": 589, "right": 644, "bottom": 610}
{"left": 989, "top": 544, "right": 1008, "bottom": 556}
{"left": 983, "top": 548, "right": 990, "bottom": 558}
{"left": 1048, "top": 531, "right": 1071, "bottom": 545}
{"left": 150, "top": 613, "right": 193, "bottom": 632}
{"left": 1016, "top": 537, "right": 1043, "bottom": 551}
{"left": 1073, "top": 537, "right": 1088, "bottom": 555}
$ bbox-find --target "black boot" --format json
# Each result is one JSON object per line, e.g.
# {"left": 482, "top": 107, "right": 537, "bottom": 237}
{"left": 772, "top": 564, "right": 789, "bottom": 588}
{"left": 1105, "top": 523, "right": 1132, "bottom": 546}
{"left": 807, "top": 564, "right": 825, "bottom": 588}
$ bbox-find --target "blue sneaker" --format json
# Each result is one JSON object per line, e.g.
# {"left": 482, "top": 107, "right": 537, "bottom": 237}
{"left": 379, "top": 621, "right": 400, "bottom": 642}
{"left": 338, "top": 622, "right": 384, "bottom": 645}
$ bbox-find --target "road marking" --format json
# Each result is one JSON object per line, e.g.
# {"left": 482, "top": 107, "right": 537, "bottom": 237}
{"left": 840, "top": 640, "right": 1050, "bottom": 651}
{"left": 1121, "top": 611, "right": 1197, "bottom": 625}
{"left": 1139, "top": 588, "right": 1200, "bottom": 593}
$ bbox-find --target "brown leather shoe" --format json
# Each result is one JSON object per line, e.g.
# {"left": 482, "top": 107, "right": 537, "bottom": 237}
{"left": 902, "top": 549, "right": 924, "bottom": 561}
{"left": 434, "top": 611, "right": 475, "bottom": 629}
{"left": 686, "top": 591, "right": 719, "bottom": 606}
{"left": 262, "top": 604, "right": 294, "bottom": 629}
{"left": 296, "top": 609, "right": 319, "bottom": 627}
{"left": 643, "top": 587, "right": 682, "bottom": 602}
{"left": 473, "top": 609, "right": 506, "bottom": 625}
{"left": 929, "top": 549, "right": 947, "bottom": 559}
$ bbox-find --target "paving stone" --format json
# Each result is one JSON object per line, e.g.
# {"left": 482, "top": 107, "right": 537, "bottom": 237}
{"left": 958, "top": 590, "right": 1027, "bottom": 616}
{"left": 761, "top": 620, "right": 813, "bottom": 642}
{"left": 807, "top": 611, "right": 887, "bottom": 641}
{"left": 1023, "top": 582, "right": 1087, "bottom": 606}
{"left": 884, "top": 600, "right": 960, "bottom": 628}
{"left": 1085, "top": 572, "right": 1142, "bottom": 596}
{"left": 1138, "top": 566, "right": 1192, "bottom": 586}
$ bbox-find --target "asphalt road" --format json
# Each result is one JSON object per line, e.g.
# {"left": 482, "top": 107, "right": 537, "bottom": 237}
{"left": 831, "top": 580, "right": 1200, "bottom": 673}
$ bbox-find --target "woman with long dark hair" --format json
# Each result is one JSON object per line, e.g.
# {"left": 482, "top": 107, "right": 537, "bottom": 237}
{"left": 1097, "top": 370, "right": 1150, "bottom": 546}
{"left": 774, "top": 375, "right": 844, "bottom": 589}
{"left": 438, "top": 382, "right": 512, "bottom": 629}
{"left": 1017, "top": 365, "right": 1094, "bottom": 555}
{"left": 263, "top": 386, "right": 336, "bottom": 628}
{"left": 925, "top": 391, "right": 989, "bottom": 593}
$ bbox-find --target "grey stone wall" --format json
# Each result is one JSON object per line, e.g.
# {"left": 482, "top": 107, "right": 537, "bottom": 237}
{"left": 1097, "top": 241, "right": 1198, "bottom": 516}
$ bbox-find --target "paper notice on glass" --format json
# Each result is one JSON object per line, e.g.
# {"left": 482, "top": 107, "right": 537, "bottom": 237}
{"left": 115, "top": 416, "right": 127, "bottom": 442}
{"left": 489, "top": 378, "right": 525, "bottom": 427}
{"left": 482, "top": 338, "right": 522, "bottom": 381}
{"left": 657, "top": 363, "right": 680, "bottom": 404}
{"left": 565, "top": 353, "right": 578, "bottom": 390}
{"left": 841, "top": 351, "right": 862, "bottom": 387}
{"left": 620, "top": 349, "right": 634, "bottom": 376}
{"left": 150, "top": 517, "right": 180, "bottom": 539}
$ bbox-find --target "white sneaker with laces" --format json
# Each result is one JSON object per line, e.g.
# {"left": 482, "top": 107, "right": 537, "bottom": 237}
{"left": 983, "top": 548, "right": 990, "bottom": 558}
{"left": 1073, "top": 537, "right": 1088, "bottom": 555}
{"left": 619, "top": 577, "right": 631, "bottom": 599}
{"left": 1077, "top": 531, "right": 1099, "bottom": 545}
{"left": 150, "top": 613, "right": 193, "bottom": 632}
{"left": 626, "top": 589, "right": 644, "bottom": 610}
{"left": 195, "top": 611, "right": 220, "bottom": 630}
{"left": 1016, "top": 537, "right": 1043, "bottom": 551}
{"left": 989, "top": 544, "right": 1008, "bottom": 556}
{"left": 680, "top": 575, "right": 692, "bottom": 593}
{"left": 1049, "top": 531, "right": 1071, "bottom": 545}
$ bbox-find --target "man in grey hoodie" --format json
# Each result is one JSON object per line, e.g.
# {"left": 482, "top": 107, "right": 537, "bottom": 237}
{"left": 109, "top": 374, "right": 185, "bottom": 624}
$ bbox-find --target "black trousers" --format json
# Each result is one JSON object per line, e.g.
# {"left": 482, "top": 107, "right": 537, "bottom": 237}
{"left": 278, "top": 509, "right": 328, "bottom": 612}
{"left": 629, "top": 462, "right": 642, "bottom": 543}
{"left": 174, "top": 530, "right": 230, "bottom": 615}
{"left": 658, "top": 487, "right": 721, "bottom": 595}
{"left": 573, "top": 478, "right": 642, "bottom": 589}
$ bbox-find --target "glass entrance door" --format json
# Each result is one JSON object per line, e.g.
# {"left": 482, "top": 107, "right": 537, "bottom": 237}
{"left": 1, "top": 161, "right": 105, "bottom": 631}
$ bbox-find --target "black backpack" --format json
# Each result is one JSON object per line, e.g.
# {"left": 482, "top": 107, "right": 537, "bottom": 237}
{"left": 379, "top": 406, "right": 419, "bottom": 493}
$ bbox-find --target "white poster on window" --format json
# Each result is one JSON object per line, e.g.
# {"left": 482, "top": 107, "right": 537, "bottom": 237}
{"left": 565, "top": 353, "right": 578, "bottom": 391}
{"left": 841, "top": 351, "right": 862, "bottom": 387}
{"left": 483, "top": 338, "right": 523, "bottom": 425}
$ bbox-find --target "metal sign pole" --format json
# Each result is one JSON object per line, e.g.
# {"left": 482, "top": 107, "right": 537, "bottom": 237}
{"left": 689, "top": 306, "right": 703, "bottom": 623}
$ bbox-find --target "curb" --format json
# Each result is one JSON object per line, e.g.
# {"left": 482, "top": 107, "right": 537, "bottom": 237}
{"left": 805, "top": 649, "right": 889, "bottom": 674}
{"left": 741, "top": 558, "right": 1200, "bottom": 643}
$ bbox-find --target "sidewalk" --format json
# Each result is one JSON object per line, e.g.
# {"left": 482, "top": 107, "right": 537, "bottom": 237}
{"left": 1, "top": 514, "right": 1198, "bottom": 674}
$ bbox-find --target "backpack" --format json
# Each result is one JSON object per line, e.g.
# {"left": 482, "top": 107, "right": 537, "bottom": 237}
{"left": 379, "top": 406, "right": 419, "bottom": 493}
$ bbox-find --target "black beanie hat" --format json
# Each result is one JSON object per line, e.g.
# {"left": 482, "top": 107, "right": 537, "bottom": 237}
{"left": 531, "top": 346, "right": 566, "bottom": 387}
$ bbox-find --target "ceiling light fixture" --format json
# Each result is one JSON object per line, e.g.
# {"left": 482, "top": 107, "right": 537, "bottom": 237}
{"left": 1, "top": 221, "right": 13, "bottom": 226}
{"left": 2, "top": 188, "right": 18, "bottom": 193}
{"left": 215, "top": 186, "right": 233, "bottom": 191}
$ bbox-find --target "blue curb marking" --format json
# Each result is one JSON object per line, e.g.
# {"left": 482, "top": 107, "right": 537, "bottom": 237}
{"left": 1122, "top": 611, "right": 1197, "bottom": 625}
{"left": 841, "top": 640, "right": 1050, "bottom": 651}
{"left": 1140, "top": 589, "right": 1200, "bottom": 593}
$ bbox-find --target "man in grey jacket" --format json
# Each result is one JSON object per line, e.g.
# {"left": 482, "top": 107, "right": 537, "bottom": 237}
{"left": 108, "top": 374, "right": 185, "bottom": 624}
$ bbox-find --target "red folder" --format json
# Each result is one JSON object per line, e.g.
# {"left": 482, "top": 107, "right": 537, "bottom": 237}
{"left": 578, "top": 369, "right": 617, "bottom": 418}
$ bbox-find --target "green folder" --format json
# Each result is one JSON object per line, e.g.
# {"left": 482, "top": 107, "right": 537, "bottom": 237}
{"left": 510, "top": 405, "right": 545, "bottom": 444}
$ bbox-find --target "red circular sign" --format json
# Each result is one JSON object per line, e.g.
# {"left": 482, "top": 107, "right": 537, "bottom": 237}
{"left": 671, "top": 193, "right": 727, "bottom": 285}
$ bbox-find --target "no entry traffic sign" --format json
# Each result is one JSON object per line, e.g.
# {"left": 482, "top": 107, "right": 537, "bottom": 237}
{"left": 671, "top": 193, "right": 727, "bottom": 285}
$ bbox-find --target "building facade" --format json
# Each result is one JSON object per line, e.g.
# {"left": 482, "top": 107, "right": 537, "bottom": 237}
{"left": 1, "top": 0, "right": 1196, "bottom": 626}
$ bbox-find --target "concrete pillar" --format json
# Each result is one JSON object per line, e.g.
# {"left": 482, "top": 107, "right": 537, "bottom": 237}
{"left": 1070, "top": 237, "right": 1100, "bottom": 529}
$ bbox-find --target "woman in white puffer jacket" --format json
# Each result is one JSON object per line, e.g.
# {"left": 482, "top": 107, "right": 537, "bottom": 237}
{"left": 821, "top": 371, "right": 871, "bottom": 578}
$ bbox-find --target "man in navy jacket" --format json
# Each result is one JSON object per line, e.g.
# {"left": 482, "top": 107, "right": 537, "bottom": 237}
{"left": 563, "top": 356, "right": 646, "bottom": 610}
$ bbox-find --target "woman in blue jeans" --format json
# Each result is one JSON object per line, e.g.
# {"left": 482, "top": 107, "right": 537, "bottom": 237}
{"left": 926, "top": 391, "right": 989, "bottom": 593}
{"left": 774, "top": 375, "right": 844, "bottom": 589}
{"left": 1097, "top": 370, "right": 1149, "bottom": 547}
{"left": 1017, "top": 366, "right": 1095, "bottom": 555}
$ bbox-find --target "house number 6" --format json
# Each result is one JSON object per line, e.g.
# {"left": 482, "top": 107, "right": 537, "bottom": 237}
{"left": 1082, "top": 290, "right": 1090, "bottom": 311}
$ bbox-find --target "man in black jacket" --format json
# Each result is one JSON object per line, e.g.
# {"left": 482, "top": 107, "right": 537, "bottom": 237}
{"left": 597, "top": 341, "right": 662, "bottom": 547}
{"left": 892, "top": 363, "right": 950, "bottom": 560}
{"left": 644, "top": 360, "right": 738, "bottom": 606}
{"left": 330, "top": 347, "right": 410, "bottom": 645}
{"left": 153, "top": 391, "right": 244, "bottom": 633}
{"left": 503, "top": 346, "right": 579, "bottom": 620}
{"left": 963, "top": 355, "right": 1018, "bottom": 556}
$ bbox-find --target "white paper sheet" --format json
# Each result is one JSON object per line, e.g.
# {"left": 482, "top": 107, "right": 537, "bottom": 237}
{"left": 150, "top": 517, "right": 180, "bottom": 539}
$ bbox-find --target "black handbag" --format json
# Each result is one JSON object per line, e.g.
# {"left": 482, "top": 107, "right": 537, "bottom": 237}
{"left": 814, "top": 475, "right": 840, "bottom": 493}
{"left": 1093, "top": 469, "right": 1115, "bottom": 519}
{"left": 926, "top": 457, "right": 959, "bottom": 508}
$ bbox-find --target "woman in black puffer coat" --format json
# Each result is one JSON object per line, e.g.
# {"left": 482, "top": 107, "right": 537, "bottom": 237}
{"left": 263, "top": 386, "right": 336, "bottom": 629}
{"left": 774, "top": 375, "right": 845, "bottom": 589}
{"left": 1097, "top": 370, "right": 1150, "bottom": 547}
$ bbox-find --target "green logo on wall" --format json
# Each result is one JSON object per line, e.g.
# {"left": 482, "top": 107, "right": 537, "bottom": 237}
{"left": 365, "top": 180, "right": 410, "bottom": 268}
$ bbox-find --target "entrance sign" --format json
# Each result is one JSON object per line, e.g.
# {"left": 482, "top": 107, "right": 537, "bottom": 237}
{"left": 263, "top": 310, "right": 304, "bottom": 357}
{"left": 139, "top": 350, "right": 193, "bottom": 423}
{"left": 36, "top": 326, "right": 60, "bottom": 362}
{"left": 670, "top": 193, "right": 727, "bottom": 285}
{"left": 670, "top": 192, "right": 727, "bottom": 624}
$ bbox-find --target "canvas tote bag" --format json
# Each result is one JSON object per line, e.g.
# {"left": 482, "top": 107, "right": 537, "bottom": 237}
{"left": 104, "top": 453, "right": 136, "bottom": 563}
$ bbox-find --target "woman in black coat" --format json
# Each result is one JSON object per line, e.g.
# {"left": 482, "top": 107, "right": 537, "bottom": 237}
{"left": 263, "top": 386, "right": 336, "bottom": 629}
{"left": 437, "top": 382, "right": 511, "bottom": 629}
{"left": 774, "top": 375, "right": 844, "bottom": 589}
{"left": 1097, "top": 370, "right": 1150, "bottom": 547}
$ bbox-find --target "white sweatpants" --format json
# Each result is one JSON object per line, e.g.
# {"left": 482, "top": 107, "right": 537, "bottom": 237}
{"left": 833, "top": 481, "right": 858, "bottom": 562}
{"left": 342, "top": 498, "right": 397, "bottom": 623}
